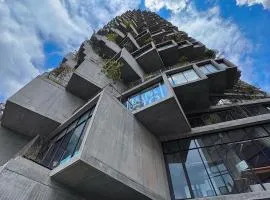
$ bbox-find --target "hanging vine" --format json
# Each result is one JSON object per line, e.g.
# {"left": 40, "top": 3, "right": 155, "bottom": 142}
{"left": 102, "top": 59, "right": 123, "bottom": 81}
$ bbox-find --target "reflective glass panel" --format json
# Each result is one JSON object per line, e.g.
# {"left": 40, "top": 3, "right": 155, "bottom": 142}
{"left": 124, "top": 83, "right": 168, "bottom": 111}
{"left": 205, "top": 64, "right": 218, "bottom": 73}
{"left": 61, "top": 122, "right": 86, "bottom": 164}
{"left": 171, "top": 72, "right": 187, "bottom": 85}
{"left": 185, "top": 149, "right": 216, "bottom": 197}
{"left": 166, "top": 153, "right": 192, "bottom": 199}
{"left": 183, "top": 69, "right": 200, "bottom": 82}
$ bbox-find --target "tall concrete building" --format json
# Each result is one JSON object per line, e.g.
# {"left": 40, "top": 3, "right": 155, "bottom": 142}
{"left": 1, "top": 10, "right": 270, "bottom": 200}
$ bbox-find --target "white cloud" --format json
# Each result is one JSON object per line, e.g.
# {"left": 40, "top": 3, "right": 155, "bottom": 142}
{"left": 0, "top": 0, "right": 140, "bottom": 101}
{"left": 144, "top": 0, "right": 264, "bottom": 88}
{"left": 170, "top": 5, "right": 253, "bottom": 66}
{"left": 145, "top": 0, "right": 190, "bottom": 13}
{"left": 236, "top": 0, "right": 270, "bottom": 10}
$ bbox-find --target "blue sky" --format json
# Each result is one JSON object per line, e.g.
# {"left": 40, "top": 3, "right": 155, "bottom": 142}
{"left": 0, "top": 0, "right": 270, "bottom": 102}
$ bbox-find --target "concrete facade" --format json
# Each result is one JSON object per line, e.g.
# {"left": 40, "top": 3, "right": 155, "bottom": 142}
{"left": 0, "top": 9, "right": 269, "bottom": 200}
{"left": 2, "top": 75, "right": 85, "bottom": 137}
{"left": 51, "top": 91, "right": 170, "bottom": 200}
{"left": 0, "top": 157, "right": 85, "bottom": 200}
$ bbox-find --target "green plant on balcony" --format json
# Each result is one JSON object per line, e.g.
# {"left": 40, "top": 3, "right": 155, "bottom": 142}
{"left": 177, "top": 56, "right": 189, "bottom": 66}
{"left": 102, "top": 59, "right": 123, "bottom": 81}
{"left": 143, "top": 37, "right": 153, "bottom": 45}
{"left": 204, "top": 49, "right": 217, "bottom": 59}
{"left": 106, "top": 32, "right": 118, "bottom": 42}
{"left": 123, "top": 20, "right": 132, "bottom": 29}
{"left": 174, "top": 33, "right": 188, "bottom": 42}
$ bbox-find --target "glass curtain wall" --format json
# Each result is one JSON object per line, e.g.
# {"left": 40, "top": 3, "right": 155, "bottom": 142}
{"left": 41, "top": 106, "right": 95, "bottom": 169}
{"left": 163, "top": 123, "right": 270, "bottom": 199}
{"left": 199, "top": 64, "right": 219, "bottom": 75}
{"left": 168, "top": 69, "right": 200, "bottom": 86}
{"left": 124, "top": 82, "right": 168, "bottom": 111}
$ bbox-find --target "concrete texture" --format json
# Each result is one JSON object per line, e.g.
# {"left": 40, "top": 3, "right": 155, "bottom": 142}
{"left": 67, "top": 58, "right": 127, "bottom": 100}
{"left": 134, "top": 96, "right": 191, "bottom": 137}
{"left": 196, "top": 60, "right": 227, "bottom": 92}
{"left": 166, "top": 64, "right": 210, "bottom": 111}
{"left": 134, "top": 42, "right": 165, "bottom": 73}
{"left": 51, "top": 91, "right": 171, "bottom": 200}
{"left": 157, "top": 40, "right": 179, "bottom": 66}
{"left": 0, "top": 126, "right": 31, "bottom": 166}
{"left": 0, "top": 157, "right": 85, "bottom": 200}
{"left": 1, "top": 75, "right": 85, "bottom": 137}
{"left": 119, "top": 47, "right": 145, "bottom": 83}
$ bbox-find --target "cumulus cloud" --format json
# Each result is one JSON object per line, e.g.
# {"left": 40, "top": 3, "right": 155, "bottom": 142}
{"left": 145, "top": 0, "right": 190, "bottom": 13}
{"left": 145, "top": 0, "right": 258, "bottom": 86}
{"left": 170, "top": 6, "right": 253, "bottom": 68}
{"left": 0, "top": 0, "right": 140, "bottom": 101}
{"left": 236, "top": 0, "right": 270, "bottom": 10}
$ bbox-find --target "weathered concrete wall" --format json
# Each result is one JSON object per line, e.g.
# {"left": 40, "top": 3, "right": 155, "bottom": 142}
{"left": 2, "top": 74, "right": 85, "bottom": 137}
{"left": 0, "top": 157, "right": 85, "bottom": 200}
{"left": 81, "top": 91, "right": 170, "bottom": 200}
{"left": 0, "top": 126, "right": 30, "bottom": 166}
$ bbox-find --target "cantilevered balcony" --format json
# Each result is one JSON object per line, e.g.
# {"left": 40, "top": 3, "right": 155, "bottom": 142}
{"left": 177, "top": 40, "right": 194, "bottom": 59}
{"left": 49, "top": 92, "right": 171, "bottom": 200}
{"left": 1, "top": 74, "right": 84, "bottom": 137}
{"left": 215, "top": 58, "right": 239, "bottom": 88}
{"left": 196, "top": 60, "right": 227, "bottom": 92}
{"left": 116, "top": 48, "right": 145, "bottom": 83}
{"left": 119, "top": 33, "right": 140, "bottom": 53}
{"left": 166, "top": 64, "right": 210, "bottom": 111}
{"left": 93, "top": 34, "right": 121, "bottom": 58}
{"left": 121, "top": 76, "right": 191, "bottom": 137}
{"left": 156, "top": 40, "right": 179, "bottom": 66}
{"left": 151, "top": 29, "right": 166, "bottom": 42}
{"left": 131, "top": 42, "right": 164, "bottom": 73}
{"left": 110, "top": 27, "right": 125, "bottom": 43}
{"left": 135, "top": 29, "right": 151, "bottom": 46}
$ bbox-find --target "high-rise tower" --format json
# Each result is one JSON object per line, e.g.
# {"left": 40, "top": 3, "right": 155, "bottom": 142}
{"left": 0, "top": 10, "right": 270, "bottom": 200}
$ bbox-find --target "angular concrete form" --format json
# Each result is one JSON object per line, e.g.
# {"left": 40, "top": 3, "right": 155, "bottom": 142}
{"left": 117, "top": 48, "right": 145, "bottom": 83}
{"left": 1, "top": 9, "right": 269, "bottom": 200}
{"left": 166, "top": 64, "right": 210, "bottom": 111}
{"left": 157, "top": 40, "right": 179, "bottom": 66}
{"left": 132, "top": 42, "right": 164, "bottom": 73}
{"left": 51, "top": 91, "right": 170, "bottom": 200}
{"left": 121, "top": 76, "right": 191, "bottom": 137}
{"left": 2, "top": 75, "right": 85, "bottom": 137}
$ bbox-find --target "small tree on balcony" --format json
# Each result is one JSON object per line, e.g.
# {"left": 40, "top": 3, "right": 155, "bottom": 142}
{"left": 106, "top": 32, "right": 118, "bottom": 42}
{"left": 204, "top": 49, "right": 218, "bottom": 59}
{"left": 177, "top": 56, "right": 189, "bottom": 66}
{"left": 102, "top": 59, "right": 123, "bottom": 81}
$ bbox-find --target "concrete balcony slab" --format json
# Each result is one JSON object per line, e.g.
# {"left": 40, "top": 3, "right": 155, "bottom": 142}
{"left": 1, "top": 75, "right": 85, "bottom": 137}
{"left": 157, "top": 40, "right": 179, "bottom": 66}
{"left": 121, "top": 76, "right": 191, "bottom": 137}
{"left": 67, "top": 59, "right": 126, "bottom": 100}
{"left": 94, "top": 34, "right": 121, "bottom": 58}
{"left": 166, "top": 64, "right": 210, "bottom": 111}
{"left": 215, "top": 58, "right": 239, "bottom": 89}
{"left": 50, "top": 91, "right": 170, "bottom": 200}
{"left": 132, "top": 42, "right": 164, "bottom": 73}
{"left": 196, "top": 60, "right": 227, "bottom": 92}
{"left": 118, "top": 48, "right": 145, "bottom": 83}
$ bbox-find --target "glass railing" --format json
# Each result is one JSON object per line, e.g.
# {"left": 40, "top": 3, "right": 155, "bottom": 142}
{"left": 124, "top": 82, "right": 168, "bottom": 111}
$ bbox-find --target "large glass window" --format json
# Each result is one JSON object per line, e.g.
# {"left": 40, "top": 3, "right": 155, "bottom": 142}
{"left": 41, "top": 106, "right": 95, "bottom": 169}
{"left": 199, "top": 64, "right": 219, "bottom": 75}
{"left": 124, "top": 82, "right": 168, "bottom": 111}
{"left": 164, "top": 124, "right": 270, "bottom": 199}
{"left": 168, "top": 69, "right": 200, "bottom": 86}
